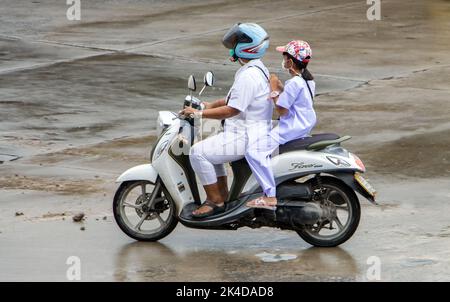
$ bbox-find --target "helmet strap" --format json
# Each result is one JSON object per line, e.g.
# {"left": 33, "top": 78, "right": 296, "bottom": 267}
{"left": 229, "top": 48, "right": 239, "bottom": 62}
{"left": 237, "top": 58, "right": 248, "bottom": 66}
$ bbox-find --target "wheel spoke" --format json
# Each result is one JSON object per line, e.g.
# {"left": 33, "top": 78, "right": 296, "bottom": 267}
{"left": 334, "top": 216, "right": 344, "bottom": 230}
{"left": 335, "top": 205, "right": 349, "bottom": 212}
{"left": 134, "top": 213, "right": 149, "bottom": 231}
{"left": 324, "top": 188, "right": 333, "bottom": 200}
{"left": 155, "top": 213, "right": 165, "bottom": 226}
{"left": 123, "top": 202, "right": 142, "bottom": 209}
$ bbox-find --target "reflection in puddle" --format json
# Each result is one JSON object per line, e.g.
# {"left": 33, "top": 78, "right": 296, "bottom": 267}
{"left": 0, "top": 153, "right": 21, "bottom": 163}
{"left": 113, "top": 242, "right": 359, "bottom": 281}
{"left": 401, "top": 258, "right": 438, "bottom": 268}
{"left": 255, "top": 252, "right": 297, "bottom": 263}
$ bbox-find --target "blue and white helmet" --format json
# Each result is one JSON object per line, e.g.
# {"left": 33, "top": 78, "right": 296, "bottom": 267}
{"left": 222, "top": 23, "right": 269, "bottom": 60}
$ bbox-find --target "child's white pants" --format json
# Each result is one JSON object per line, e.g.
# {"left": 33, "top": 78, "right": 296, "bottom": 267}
{"left": 244, "top": 132, "right": 280, "bottom": 197}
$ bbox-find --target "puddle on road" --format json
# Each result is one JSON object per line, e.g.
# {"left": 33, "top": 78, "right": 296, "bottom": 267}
{"left": 0, "top": 154, "right": 21, "bottom": 164}
{"left": 255, "top": 252, "right": 298, "bottom": 263}
{"left": 400, "top": 258, "right": 438, "bottom": 268}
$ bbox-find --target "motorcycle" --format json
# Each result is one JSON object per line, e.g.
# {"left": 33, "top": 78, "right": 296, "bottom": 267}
{"left": 113, "top": 71, "right": 377, "bottom": 247}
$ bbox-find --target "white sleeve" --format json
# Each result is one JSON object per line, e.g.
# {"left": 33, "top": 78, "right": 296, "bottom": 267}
{"left": 226, "top": 72, "right": 256, "bottom": 112}
{"left": 277, "top": 80, "right": 299, "bottom": 109}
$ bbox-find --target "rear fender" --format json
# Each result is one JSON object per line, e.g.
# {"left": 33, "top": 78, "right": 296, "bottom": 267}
{"left": 328, "top": 172, "right": 377, "bottom": 204}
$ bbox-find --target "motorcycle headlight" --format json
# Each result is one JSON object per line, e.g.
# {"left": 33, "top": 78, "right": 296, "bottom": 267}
{"left": 153, "top": 140, "right": 169, "bottom": 161}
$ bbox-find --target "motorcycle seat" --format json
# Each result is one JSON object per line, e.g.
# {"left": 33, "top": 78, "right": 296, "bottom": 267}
{"left": 279, "top": 133, "right": 343, "bottom": 154}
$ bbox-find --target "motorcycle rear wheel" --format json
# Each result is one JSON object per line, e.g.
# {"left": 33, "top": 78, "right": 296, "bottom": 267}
{"left": 113, "top": 179, "right": 178, "bottom": 241}
{"left": 296, "top": 177, "right": 361, "bottom": 247}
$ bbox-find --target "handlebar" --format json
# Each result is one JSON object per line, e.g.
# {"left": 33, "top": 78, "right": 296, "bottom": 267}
{"left": 173, "top": 113, "right": 194, "bottom": 120}
{"left": 175, "top": 95, "right": 205, "bottom": 120}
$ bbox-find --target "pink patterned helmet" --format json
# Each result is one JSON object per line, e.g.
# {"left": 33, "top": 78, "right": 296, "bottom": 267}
{"left": 276, "top": 40, "right": 312, "bottom": 63}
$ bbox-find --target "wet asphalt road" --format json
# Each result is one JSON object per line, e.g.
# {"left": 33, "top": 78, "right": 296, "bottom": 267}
{"left": 0, "top": 0, "right": 450, "bottom": 281}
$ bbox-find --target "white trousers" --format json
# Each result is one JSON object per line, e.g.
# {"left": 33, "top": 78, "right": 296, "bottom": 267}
{"left": 244, "top": 132, "right": 280, "bottom": 197}
{"left": 189, "top": 131, "right": 247, "bottom": 185}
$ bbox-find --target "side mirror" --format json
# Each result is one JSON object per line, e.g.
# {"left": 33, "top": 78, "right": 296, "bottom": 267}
{"left": 188, "top": 75, "right": 196, "bottom": 91}
{"left": 204, "top": 71, "right": 215, "bottom": 87}
{"left": 199, "top": 71, "right": 215, "bottom": 96}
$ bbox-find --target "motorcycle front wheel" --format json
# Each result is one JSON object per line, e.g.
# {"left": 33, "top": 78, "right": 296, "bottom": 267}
{"left": 296, "top": 177, "right": 361, "bottom": 247}
{"left": 113, "top": 179, "right": 178, "bottom": 241}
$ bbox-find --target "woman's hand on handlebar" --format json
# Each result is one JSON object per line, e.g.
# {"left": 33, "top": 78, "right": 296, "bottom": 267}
{"left": 179, "top": 106, "right": 199, "bottom": 118}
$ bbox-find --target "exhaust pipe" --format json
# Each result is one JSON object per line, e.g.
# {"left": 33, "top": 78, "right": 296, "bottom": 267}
{"left": 276, "top": 201, "right": 323, "bottom": 226}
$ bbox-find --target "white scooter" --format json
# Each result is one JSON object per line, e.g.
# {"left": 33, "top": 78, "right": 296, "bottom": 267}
{"left": 113, "top": 72, "right": 377, "bottom": 247}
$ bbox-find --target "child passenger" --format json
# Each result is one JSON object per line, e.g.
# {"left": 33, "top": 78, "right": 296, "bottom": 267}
{"left": 245, "top": 40, "right": 316, "bottom": 209}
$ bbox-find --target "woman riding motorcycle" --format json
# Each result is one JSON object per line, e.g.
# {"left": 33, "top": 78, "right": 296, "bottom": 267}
{"left": 180, "top": 23, "right": 272, "bottom": 218}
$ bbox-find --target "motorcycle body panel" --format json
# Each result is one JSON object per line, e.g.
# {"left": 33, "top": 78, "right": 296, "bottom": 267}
{"left": 156, "top": 111, "right": 177, "bottom": 136}
{"left": 241, "top": 146, "right": 364, "bottom": 195}
{"left": 152, "top": 118, "right": 198, "bottom": 215}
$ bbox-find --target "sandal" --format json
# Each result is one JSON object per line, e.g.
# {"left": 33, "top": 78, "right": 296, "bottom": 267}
{"left": 246, "top": 197, "right": 277, "bottom": 210}
{"left": 192, "top": 200, "right": 225, "bottom": 219}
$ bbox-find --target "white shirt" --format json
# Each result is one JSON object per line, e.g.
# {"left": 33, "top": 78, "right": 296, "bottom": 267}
{"left": 270, "top": 76, "right": 316, "bottom": 144}
{"left": 224, "top": 59, "right": 273, "bottom": 143}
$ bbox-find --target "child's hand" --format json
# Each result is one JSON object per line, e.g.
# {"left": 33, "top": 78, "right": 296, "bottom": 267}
{"left": 275, "top": 79, "right": 283, "bottom": 90}
{"left": 270, "top": 74, "right": 283, "bottom": 92}
{"left": 269, "top": 74, "right": 279, "bottom": 87}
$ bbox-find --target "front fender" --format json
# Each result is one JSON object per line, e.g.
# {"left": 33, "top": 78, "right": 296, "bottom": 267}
{"left": 116, "top": 164, "right": 158, "bottom": 183}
